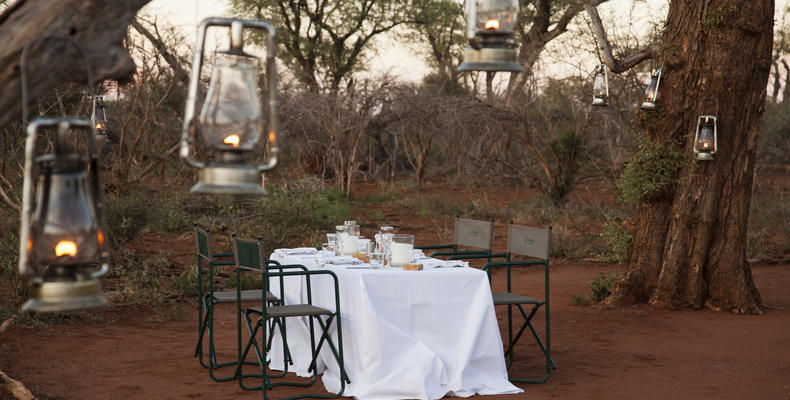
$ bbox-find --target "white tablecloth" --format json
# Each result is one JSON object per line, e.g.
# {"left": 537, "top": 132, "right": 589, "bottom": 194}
{"left": 268, "top": 250, "right": 521, "bottom": 400}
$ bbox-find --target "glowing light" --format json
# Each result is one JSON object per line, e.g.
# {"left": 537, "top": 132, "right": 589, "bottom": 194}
{"left": 98, "top": 230, "right": 104, "bottom": 247}
{"left": 484, "top": 19, "right": 500, "bottom": 30}
{"left": 268, "top": 131, "right": 276, "bottom": 143}
{"left": 223, "top": 134, "right": 241, "bottom": 147}
{"left": 55, "top": 240, "right": 78, "bottom": 257}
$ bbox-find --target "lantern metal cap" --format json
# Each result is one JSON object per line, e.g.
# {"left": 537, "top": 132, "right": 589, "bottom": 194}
{"left": 640, "top": 100, "right": 657, "bottom": 110}
{"left": 23, "top": 279, "right": 107, "bottom": 313}
{"left": 458, "top": 47, "right": 523, "bottom": 72}
{"left": 191, "top": 164, "right": 266, "bottom": 195}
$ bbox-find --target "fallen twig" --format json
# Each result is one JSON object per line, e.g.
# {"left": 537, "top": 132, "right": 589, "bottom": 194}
{"left": 0, "top": 368, "right": 38, "bottom": 400}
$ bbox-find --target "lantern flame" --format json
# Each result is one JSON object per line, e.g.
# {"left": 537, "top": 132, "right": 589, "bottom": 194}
{"left": 55, "top": 240, "right": 78, "bottom": 257}
{"left": 484, "top": 19, "right": 500, "bottom": 30}
{"left": 224, "top": 134, "right": 241, "bottom": 147}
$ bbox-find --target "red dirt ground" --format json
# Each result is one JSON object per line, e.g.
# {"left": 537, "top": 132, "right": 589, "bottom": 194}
{"left": 1, "top": 261, "right": 788, "bottom": 400}
{"left": 1, "top": 181, "right": 788, "bottom": 399}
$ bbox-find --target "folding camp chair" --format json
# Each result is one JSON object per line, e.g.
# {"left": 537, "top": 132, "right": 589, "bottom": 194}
{"left": 193, "top": 224, "right": 280, "bottom": 382}
{"left": 482, "top": 222, "right": 555, "bottom": 383}
{"left": 232, "top": 235, "right": 349, "bottom": 399}
{"left": 416, "top": 216, "right": 504, "bottom": 262}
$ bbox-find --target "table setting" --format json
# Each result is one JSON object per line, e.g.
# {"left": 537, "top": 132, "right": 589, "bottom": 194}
{"left": 266, "top": 221, "right": 521, "bottom": 400}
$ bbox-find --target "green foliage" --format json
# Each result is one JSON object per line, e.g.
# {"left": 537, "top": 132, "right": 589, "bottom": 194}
{"left": 703, "top": 5, "right": 736, "bottom": 31}
{"left": 617, "top": 135, "right": 683, "bottom": 203}
{"left": 113, "top": 250, "right": 171, "bottom": 303}
{"left": 172, "top": 264, "right": 202, "bottom": 297}
{"left": 196, "top": 177, "right": 350, "bottom": 250}
{"left": 104, "top": 191, "right": 191, "bottom": 248}
{"left": 548, "top": 128, "right": 586, "bottom": 204}
{"left": 571, "top": 271, "right": 618, "bottom": 305}
{"left": 227, "top": 272, "right": 260, "bottom": 291}
{"left": 598, "top": 221, "right": 634, "bottom": 264}
{"left": 590, "top": 271, "right": 618, "bottom": 301}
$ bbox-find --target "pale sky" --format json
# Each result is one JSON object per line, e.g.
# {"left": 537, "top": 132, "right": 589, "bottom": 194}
{"left": 143, "top": 0, "right": 790, "bottom": 84}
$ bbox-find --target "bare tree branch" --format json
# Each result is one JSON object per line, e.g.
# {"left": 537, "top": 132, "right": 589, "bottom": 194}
{"left": 584, "top": 3, "right": 660, "bottom": 73}
{"left": 0, "top": 368, "right": 37, "bottom": 400}
{"left": 131, "top": 18, "right": 189, "bottom": 86}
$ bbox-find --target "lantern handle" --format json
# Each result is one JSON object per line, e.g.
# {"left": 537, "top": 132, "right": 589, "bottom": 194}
{"left": 20, "top": 35, "right": 96, "bottom": 129}
{"left": 180, "top": 17, "right": 279, "bottom": 172}
{"left": 701, "top": 96, "right": 719, "bottom": 116}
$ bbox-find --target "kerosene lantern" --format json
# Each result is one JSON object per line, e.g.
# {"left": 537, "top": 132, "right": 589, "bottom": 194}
{"left": 592, "top": 63, "right": 609, "bottom": 106}
{"left": 693, "top": 115, "right": 717, "bottom": 161}
{"left": 91, "top": 95, "right": 108, "bottom": 142}
{"left": 180, "top": 18, "right": 279, "bottom": 194}
{"left": 458, "top": 0, "right": 523, "bottom": 72}
{"left": 640, "top": 68, "right": 661, "bottom": 110}
{"left": 18, "top": 119, "right": 109, "bottom": 312}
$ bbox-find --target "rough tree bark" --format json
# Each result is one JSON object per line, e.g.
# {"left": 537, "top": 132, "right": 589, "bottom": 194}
{"left": 0, "top": 0, "right": 151, "bottom": 130}
{"left": 603, "top": 1, "right": 773, "bottom": 313}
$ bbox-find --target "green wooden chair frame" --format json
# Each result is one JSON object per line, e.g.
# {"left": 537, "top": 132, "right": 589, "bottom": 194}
{"left": 482, "top": 223, "right": 556, "bottom": 383}
{"left": 194, "top": 224, "right": 285, "bottom": 382}
{"left": 416, "top": 216, "right": 505, "bottom": 263}
{"left": 232, "top": 236, "right": 349, "bottom": 400}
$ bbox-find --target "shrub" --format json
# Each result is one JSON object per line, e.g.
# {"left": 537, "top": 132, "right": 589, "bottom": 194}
{"left": 617, "top": 135, "right": 683, "bottom": 203}
{"left": 598, "top": 221, "right": 634, "bottom": 263}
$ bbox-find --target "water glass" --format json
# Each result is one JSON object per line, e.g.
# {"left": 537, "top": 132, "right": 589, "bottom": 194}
{"left": 335, "top": 225, "right": 348, "bottom": 256}
{"left": 324, "top": 233, "right": 337, "bottom": 254}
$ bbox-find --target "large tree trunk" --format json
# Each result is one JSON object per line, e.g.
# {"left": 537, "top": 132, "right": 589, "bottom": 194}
{"left": 0, "top": 0, "right": 150, "bottom": 130}
{"left": 610, "top": 0, "right": 773, "bottom": 314}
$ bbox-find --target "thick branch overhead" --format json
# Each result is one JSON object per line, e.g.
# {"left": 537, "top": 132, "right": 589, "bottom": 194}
{"left": 584, "top": 3, "right": 659, "bottom": 73}
{"left": 0, "top": 0, "right": 151, "bottom": 130}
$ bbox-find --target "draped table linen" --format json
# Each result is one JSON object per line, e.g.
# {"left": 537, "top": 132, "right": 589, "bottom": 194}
{"left": 267, "top": 250, "right": 521, "bottom": 400}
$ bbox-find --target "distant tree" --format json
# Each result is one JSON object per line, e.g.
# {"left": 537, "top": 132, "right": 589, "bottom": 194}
{"left": 229, "top": 0, "right": 409, "bottom": 93}
{"left": 404, "top": 0, "right": 466, "bottom": 88}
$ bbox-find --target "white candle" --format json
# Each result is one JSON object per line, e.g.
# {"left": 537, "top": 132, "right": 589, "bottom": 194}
{"left": 342, "top": 235, "right": 359, "bottom": 255}
{"left": 390, "top": 242, "right": 413, "bottom": 265}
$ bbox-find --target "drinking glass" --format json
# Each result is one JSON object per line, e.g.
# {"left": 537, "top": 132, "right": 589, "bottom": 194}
{"left": 324, "top": 233, "right": 337, "bottom": 254}
{"left": 335, "top": 225, "right": 348, "bottom": 256}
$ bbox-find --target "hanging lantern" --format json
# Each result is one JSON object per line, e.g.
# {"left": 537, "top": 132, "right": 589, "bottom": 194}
{"left": 91, "top": 95, "right": 108, "bottom": 142}
{"left": 693, "top": 115, "right": 717, "bottom": 161}
{"left": 458, "top": 0, "right": 523, "bottom": 72}
{"left": 592, "top": 63, "right": 609, "bottom": 106}
{"left": 641, "top": 68, "right": 662, "bottom": 110}
{"left": 19, "top": 119, "right": 109, "bottom": 312}
{"left": 180, "top": 18, "right": 279, "bottom": 195}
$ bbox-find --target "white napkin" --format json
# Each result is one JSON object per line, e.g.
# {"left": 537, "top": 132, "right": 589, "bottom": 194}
{"left": 317, "top": 256, "right": 363, "bottom": 266}
{"left": 275, "top": 247, "right": 319, "bottom": 257}
{"left": 423, "top": 259, "right": 469, "bottom": 269}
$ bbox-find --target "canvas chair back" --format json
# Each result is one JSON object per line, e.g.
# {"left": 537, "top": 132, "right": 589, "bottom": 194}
{"left": 453, "top": 217, "right": 494, "bottom": 250}
{"left": 506, "top": 223, "right": 551, "bottom": 260}
{"left": 195, "top": 225, "right": 213, "bottom": 262}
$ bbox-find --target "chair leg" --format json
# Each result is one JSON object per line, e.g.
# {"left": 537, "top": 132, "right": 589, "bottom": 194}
{"left": 504, "top": 303, "right": 555, "bottom": 384}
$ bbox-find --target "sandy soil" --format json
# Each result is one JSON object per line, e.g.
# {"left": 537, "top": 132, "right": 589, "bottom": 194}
{"left": 1, "top": 261, "right": 788, "bottom": 400}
